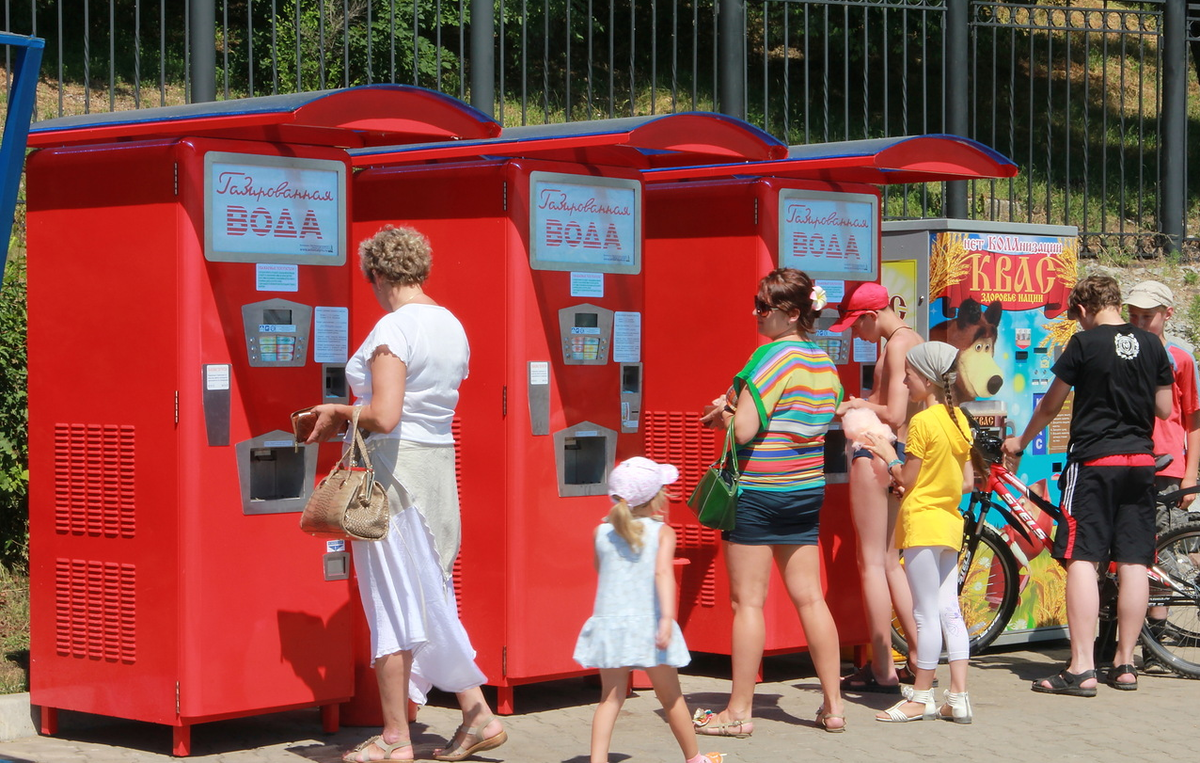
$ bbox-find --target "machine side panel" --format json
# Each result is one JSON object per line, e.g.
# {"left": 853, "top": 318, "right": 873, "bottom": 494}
{"left": 27, "top": 143, "right": 182, "bottom": 724}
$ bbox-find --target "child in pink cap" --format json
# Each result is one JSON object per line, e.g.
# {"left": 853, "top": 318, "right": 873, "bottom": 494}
{"left": 574, "top": 457, "right": 724, "bottom": 763}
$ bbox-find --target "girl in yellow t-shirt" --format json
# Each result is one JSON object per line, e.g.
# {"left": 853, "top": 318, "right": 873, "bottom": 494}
{"left": 863, "top": 341, "right": 975, "bottom": 725}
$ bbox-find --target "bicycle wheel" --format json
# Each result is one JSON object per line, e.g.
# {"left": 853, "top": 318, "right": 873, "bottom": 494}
{"left": 890, "top": 525, "right": 1020, "bottom": 656}
{"left": 1140, "top": 523, "right": 1200, "bottom": 678}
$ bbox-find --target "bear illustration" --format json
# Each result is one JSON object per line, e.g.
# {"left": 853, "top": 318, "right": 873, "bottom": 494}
{"left": 929, "top": 298, "right": 1004, "bottom": 401}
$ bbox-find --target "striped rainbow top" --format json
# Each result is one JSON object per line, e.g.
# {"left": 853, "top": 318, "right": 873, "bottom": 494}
{"left": 733, "top": 339, "right": 843, "bottom": 491}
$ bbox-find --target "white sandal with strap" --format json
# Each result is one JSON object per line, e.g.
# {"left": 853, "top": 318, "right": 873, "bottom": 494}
{"left": 876, "top": 687, "right": 937, "bottom": 722}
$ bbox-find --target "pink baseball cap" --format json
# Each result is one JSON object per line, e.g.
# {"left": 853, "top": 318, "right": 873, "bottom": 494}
{"left": 607, "top": 457, "right": 680, "bottom": 507}
{"left": 829, "top": 282, "right": 890, "bottom": 332}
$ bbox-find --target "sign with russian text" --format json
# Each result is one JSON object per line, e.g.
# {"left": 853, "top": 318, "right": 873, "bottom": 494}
{"left": 529, "top": 171, "right": 641, "bottom": 274}
{"left": 205, "top": 152, "right": 347, "bottom": 265}
{"left": 778, "top": 189, "right": 877, "bottom": 280}
{"left": 932, "top": 231, "right": 1074, "bottom": 318}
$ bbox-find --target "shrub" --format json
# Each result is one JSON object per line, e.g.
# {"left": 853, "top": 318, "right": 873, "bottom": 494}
{"left": 0, "top": 247, "right": 27, "bottom": 573}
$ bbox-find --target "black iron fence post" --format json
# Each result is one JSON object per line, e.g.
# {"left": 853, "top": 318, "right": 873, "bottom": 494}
{"left": 718, "top": 0, "right": 745, "bottom": 120}
{"left": 1161, "top": 0, "right": 1187, "bottom": 254}
{"left": 189, "top": 0, "right": 216, "bottom": 103}
{"left": 945, "top": 0, "right": 969, "bottom": 219}
{"left": 470, "top": 0, "right": 495, "bottom": 118}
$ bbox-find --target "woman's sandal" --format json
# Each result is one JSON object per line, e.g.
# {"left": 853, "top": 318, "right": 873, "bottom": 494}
{"left": 815, "top": 706, "right": 847, "bottom": 733}
{"left": 342, "top": 736, "right": 414, "bottom": 763}
{"left": 840, "top": 664, "right": 901, "bottom": 695}
{"left": 1105, "top": 663, "right": 1138, "bottom": 691}
{"left": 692, "top": 709, "right": 754, "bottom": 738}
{"left": 431, "top": 718, "right": 508, "bottom": 762}
{"left": 1030, "top": 668, "right": 1097, "bottom": 697}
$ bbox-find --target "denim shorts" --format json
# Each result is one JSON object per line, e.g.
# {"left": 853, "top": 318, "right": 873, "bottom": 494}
{"left": 723, "top": 486, "right": 824, "bottom": 546}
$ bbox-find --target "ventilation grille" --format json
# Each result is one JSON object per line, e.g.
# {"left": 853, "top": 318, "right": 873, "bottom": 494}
{"left": 53, "top": 424, "right": 136, "bottom": 537}
{"left": 645, "top": 411, "right": 722, "bottom": 607}
{"left": 644, "top": 411, "right": 716, "bottom": 506}
{"left": 54, "top": 559, "right": 136, "bottom": 662}
{"left": 451, "top": 417, "right": 464, "bottom": 610}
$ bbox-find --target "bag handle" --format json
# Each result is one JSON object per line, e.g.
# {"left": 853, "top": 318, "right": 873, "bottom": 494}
{"left": 332, "top": 406, "right": 375, "bottom": 475}
{"left": 716, "top": 420, "right": 742, "bottom": 479}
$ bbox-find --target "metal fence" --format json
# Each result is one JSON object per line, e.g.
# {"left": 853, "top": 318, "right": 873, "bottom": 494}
{"left": 2, "top": 0, "right": 1198, "bottom": 254}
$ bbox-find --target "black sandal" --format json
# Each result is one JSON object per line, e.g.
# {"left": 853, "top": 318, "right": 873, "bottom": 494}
{"left": 841, "top": 664, "right": 901, "bottom": 694}
{"left": 1105, "top": 663, "right": 1138, "bottom": 691}
{"left": 1031, "top": 668, "right": 1097, "bottom": 697}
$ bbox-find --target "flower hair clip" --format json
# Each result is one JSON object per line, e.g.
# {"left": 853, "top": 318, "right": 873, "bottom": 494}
{"left": 810, "top": 285, "right": 828, "bottom": 311}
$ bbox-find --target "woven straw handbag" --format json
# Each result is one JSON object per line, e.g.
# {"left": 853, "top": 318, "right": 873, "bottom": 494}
{"left": 299, "top": 407, "right": 389, "bottom": 541}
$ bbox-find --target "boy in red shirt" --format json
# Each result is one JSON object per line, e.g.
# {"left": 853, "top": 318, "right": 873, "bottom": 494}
{"left": 1124, "top": 280, "right": 1200, "bottom": 671}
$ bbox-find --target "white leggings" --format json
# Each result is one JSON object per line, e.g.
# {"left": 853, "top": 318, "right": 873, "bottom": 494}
{"left": 903, "top": 545, "right": 969, "bottom": 670}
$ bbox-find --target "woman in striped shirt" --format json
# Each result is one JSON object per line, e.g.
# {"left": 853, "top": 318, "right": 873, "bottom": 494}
{"left": 693, "top": 268, "right": 847, "bottom": 736}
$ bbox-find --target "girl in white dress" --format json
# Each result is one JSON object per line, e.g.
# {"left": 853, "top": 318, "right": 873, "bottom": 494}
{"left": 573, "top": 457, "right": 724, "bottom": 763}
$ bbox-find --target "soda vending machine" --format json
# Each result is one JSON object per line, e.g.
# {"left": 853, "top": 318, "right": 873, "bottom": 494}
{"left": 348, "top": 115, "right": 785, "bottom": 711}
{"left": 24, "top": 87, "right": 500, "bottom": 755}
{"left": 641, "top": 136, "right": 1019, "bottom": 658}
{"left": 883, "top": 219, "right": 1078, "bottom": 646}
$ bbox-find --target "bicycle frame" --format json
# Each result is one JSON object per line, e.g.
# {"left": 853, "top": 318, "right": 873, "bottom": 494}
{"left": 974, "top": 462, "right": 1056, "bottom": 551}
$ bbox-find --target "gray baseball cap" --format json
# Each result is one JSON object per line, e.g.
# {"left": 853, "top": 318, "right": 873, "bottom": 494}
{"left": 1124, "top": 280, "right": 1173, "bottom": 309}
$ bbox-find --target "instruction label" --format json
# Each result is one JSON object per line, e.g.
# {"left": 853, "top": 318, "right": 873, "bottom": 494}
{"left": 256, "top": 263, "right": 299, "bottom": 292}
{"left": 205, "top": 364, "right": 231, "bottom": 391}
{"left": 570, "top": 272, "right": 605, "bottom": 297}
{"left": 612, "top": 312, "right": 641, "bottom": 363}
{"left": 313, "top": 306, "right": 349, "bottom": 364}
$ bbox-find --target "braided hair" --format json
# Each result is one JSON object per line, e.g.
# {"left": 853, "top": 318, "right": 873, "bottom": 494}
{"left": 940, "top": 359, "right": 983, "bottom": 472}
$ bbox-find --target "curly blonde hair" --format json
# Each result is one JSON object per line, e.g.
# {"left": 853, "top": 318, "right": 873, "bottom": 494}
{"left": 359, "top": 225, "right": 433, "bottom": 285}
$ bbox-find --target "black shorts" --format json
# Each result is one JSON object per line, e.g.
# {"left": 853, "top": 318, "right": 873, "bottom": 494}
{"left": 1055, "top": 461, "right": 1156, "bottom": 565}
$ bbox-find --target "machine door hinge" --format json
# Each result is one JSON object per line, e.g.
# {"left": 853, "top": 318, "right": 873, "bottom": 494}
{"left": 754, "top": 197, "right": 758, "bottom": 226}
{"left": 502, "top": 181, "right": 507, "bottom": 211}
{"left": 502, "top": 385, "right": 507, "bottom": 417}
{"left": 175, "top": 681, "right": 180, "bottom": 714}
{"left": 174, "top": 163, "right": 178, "bottom": 196}
{"left": 502, "top": 646, "right": 507, "bottom": 676}
{"left": 174, "top": 391, "right": 179, "bottom": 424}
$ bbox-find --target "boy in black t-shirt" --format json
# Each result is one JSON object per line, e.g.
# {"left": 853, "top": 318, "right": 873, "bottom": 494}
{"left": 1004, "top": 274, "right": 1172, "bottom": 696}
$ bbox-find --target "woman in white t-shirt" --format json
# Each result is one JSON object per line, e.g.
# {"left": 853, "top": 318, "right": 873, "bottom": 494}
{"left": 306, "top": 226, "right": 506, "bottom": 763}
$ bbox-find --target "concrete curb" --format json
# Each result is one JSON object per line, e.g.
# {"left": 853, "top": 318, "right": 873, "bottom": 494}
{"left": 0, "top": 693, "right": 35, "bottom": 742}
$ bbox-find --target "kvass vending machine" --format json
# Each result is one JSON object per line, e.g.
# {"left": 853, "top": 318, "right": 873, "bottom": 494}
{"left": 883, "top": 219, "right": 1078, "bottom": 646}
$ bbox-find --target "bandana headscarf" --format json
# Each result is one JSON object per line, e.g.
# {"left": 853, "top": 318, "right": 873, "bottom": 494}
{"left": 906, "top": 341, "right": 960, "bottom": 389}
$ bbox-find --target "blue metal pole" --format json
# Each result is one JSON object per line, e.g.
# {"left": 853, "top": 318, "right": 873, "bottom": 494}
{"left": 0, "top": 32, "right": 45, "bottom": 277}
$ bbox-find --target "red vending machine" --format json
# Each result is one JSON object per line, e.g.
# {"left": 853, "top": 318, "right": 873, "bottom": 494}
{"left": 348, "top": 116, "right": 785, "bottom": 711}
{"left": 641, "top": 136, "right": 1019, "bottom": 658}
{"left": 24, "top": 87, "right": 500, "bottom": 755}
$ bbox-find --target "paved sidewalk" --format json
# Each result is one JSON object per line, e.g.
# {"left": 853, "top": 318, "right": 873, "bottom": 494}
{"left": 0, "top": 644, "right": 1195, "bottom": 762}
